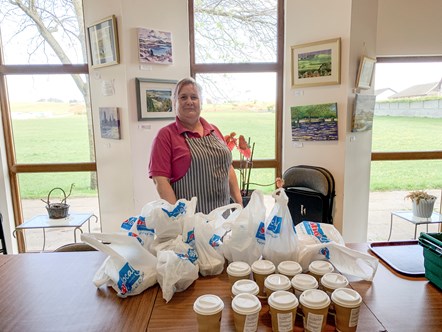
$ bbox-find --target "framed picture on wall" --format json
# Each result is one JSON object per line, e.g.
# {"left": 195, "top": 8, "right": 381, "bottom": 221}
{"left": 138, "top": 28, "right": 173, "bottom": 64}
{"left": 99, "top": 107, "right": 121, "bottom": 139}
{"left": 136, "top": 78, "right": 177, "bottom": 120}
{"left": 356, "top": 56, "right": 376, "bottom": 89}
{"left": 87, "top": 15, "right": 120, "bottom": 68}
{"left": 291, "top": 38, "right": 341, "bottom": 88}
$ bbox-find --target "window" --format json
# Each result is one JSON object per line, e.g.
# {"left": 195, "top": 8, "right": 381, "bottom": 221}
{"left": 0, "top": 0, "right": 98, "bottom": 252}
{"left": 189, "top": 0, "right": 284, "bottom": 193}
{"left": 368, "top": 57, "right": 442, "bottom": 241}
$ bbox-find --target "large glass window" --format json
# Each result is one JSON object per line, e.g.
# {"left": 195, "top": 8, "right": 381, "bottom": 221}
{"left": 368, "top": 58, "right": 442, "bottom": 241}
{"left": 190, "top": 0, "right": 283, "bottom": 194}
{"left": 0, "top": 0, "right": 97, "bottom": 252}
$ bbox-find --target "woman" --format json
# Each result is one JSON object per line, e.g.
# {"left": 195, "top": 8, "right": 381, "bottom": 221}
{"left": 148, "top": 77, "right": 243, "bottom": 213}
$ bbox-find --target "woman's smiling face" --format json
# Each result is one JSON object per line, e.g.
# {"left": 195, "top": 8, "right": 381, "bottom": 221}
{"left": 176, "top": 83, "right": 201, "bottom": 126}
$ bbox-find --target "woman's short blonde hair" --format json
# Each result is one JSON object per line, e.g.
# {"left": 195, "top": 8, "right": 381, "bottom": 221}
{"left": 173, "top": 77, "right": 202, "bottom": 106}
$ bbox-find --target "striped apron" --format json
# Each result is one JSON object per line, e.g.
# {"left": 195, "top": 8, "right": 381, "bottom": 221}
{"left": 172, "top": 132, "right": 231, "bottom": 214}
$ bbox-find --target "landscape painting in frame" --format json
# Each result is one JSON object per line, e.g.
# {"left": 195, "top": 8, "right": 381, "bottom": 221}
{"left": 136, "top": 78, "right": 177, "bottom": 120}
{"left": 352, "top": 94, "right": 376, "bottom": 132}
{"left": 291, "top": 38, "right": 341, "bottom": 88}
{"left": 138, "top": 28, "right": 173, "bottom": 64}
{"left": 99, "top": 107, "right": 121, "bottom": 139}
{"left": 290, "top": 103, "right": 338, "bottom": 141}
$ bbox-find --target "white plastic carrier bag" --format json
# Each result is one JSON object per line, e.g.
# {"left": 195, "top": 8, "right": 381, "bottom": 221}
{"left": 156, "top": 235, "right": 199, "bottom": 303}
{"left": 296, "top": 221, "right": 379, "bottom": 281}
{"left": 262, "top": 188, "right": 299, "bottom": 266}
{"left": 141, "top": 197, "right": 197, "bottom": 242}
{"left": 223, "top": 190, "right": 266, "bottom": 265}
{"left": 194, "top": 203, "right": 242, "bottom": 276}
{"left": 81, "top": 233, "right": 158, "bottom": 298}
{"left": 120, "top": 215, "right": 156, "bottom": 252}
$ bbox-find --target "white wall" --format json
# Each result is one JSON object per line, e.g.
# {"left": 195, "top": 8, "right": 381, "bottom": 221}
{"left": 284, "top": 0, "right": 378, "bottom": 241}
{"left": 83, "top": 0, "right": 190, "bottom": 233}
{"left": 377, "top": 0, "right": 442, "bottom": 56}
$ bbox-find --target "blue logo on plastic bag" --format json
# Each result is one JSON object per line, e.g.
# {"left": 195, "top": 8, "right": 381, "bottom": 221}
{"left": 136, "top": 216, "right": 154, "bottom": 236}
{"left": 187, "top": 248, "right": 198, "bottom": 263}
{"left": 320, "top": 247, "right": 331, "bottom": 259}
{"left": 121, "top": 216, "right": 137, "bottom": 231}
{"left": 128, "top": 232, "right": 144, "bottom": 246}
{"left": 162, "top": 201, "right": 186, "bottom": 218}
{"left": 255, "top": 221, "right": 266, "bottom": 244}
{"left": 303, "top": 221, "right": 330, "bottom": 243}
{"left": 266, "top": 216, "right": 282, "bottom": 238}
{"left": 209, "top": 234, "right": 222, "bottom": 248}
{"left": 117, "top": 262, "right": 143, "bottom": 295}
{"left": 176, "top": 248, "right": 198, "bottom": 264}
{"left": 184, "top": 228, "right": 195, "bottom": 246}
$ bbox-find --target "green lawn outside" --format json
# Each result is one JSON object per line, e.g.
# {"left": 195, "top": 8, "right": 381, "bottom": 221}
{"left": 10, "top": 111, "right": 442, "bottom": 198}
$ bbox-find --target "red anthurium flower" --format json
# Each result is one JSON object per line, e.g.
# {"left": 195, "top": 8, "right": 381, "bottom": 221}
{"left": 224, "top": 132, "right": 237, "bottom": 151}
{"left": 238, "top": 135, "right": 251, "bottom": 159}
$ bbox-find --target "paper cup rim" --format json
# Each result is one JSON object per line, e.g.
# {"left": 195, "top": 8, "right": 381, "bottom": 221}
{"left": 331, "top": 288, "right": 362, "bottom": 307}
{"left": 193, "top": 294, "right": 224, "bottom": 315}
{"left": 231, "top": 293, "right": 262, "bottom": 315}
{"left": 299, "top": 289, "right": 331, "bottom": 309}
{"left": 277, "top": 261, "right": 303, "bottom": 276}
{"left": 227, "top": 261, "right": 252, "bottom": 277}
{"left": 268, "top": 290, "right": 299, "bottom": 310}
{"left": 251, "top": 260, "right": 276, "bottom": 274}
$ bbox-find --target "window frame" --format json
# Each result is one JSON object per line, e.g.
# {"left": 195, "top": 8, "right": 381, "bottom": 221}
{"left": 0, "top": 63, "right": 95, "bottom": 253}
{"left": 188, "top": 0, "right": 284, "bottom": 177}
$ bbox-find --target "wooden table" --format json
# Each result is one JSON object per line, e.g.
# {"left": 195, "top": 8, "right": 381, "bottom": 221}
{"left": 0, "top": 243, "right": 440, "bottom": 332}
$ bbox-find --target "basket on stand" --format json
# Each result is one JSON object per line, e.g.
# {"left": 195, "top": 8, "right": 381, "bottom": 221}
{"left": 41, "top": 184, "right": 74, "bottom": 219}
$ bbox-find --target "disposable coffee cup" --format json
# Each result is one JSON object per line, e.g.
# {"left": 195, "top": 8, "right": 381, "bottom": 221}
{"left": 193, "top": 294, "right": 224, "bottom": 332}
{"left": 251, "top": 259, "right": 276, "bottom": 298}
{"left": 277, "top": 261, "right": 303, "bottom": 279}
{"left": 300, "top": 289, "right": 330, "bottom": 332}
{"left": 331, "top": 288, "right": 362, "bottom": 332}
{"left": 268, "top": 290, "right": 299, "bottom": 332}
{"left": 231, "top": 293, "right": 262, "bottom": 332}
{"left": 308, "top": 260, "right": 334, "bottom": 285}
{"left": 320, "top": 273, "right": 349, "bottom": 314}
{"left": 227, "top": 261, "right": 252, "bottom": 294}
{"left": 264, "top": 273, "right": 292, "bottom": 298}
{"left": 232, "top": 279, "right": 259, "bottom": 298}
{"left": 291, "top": 273, "right": 319, "bottom": 300}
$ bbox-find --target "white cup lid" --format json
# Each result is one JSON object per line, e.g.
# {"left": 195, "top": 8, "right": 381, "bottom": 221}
{"left": 193, "top": 294, "right": 224, "bottom": 315}
{"left": 308, "top": 260, "right": 334, "bottom": 275}
{"left": 277, "top": 261, "right": 303, "bottom": 276}
{"left": 291, "top": 273, "right": 319, "bottom": 291}
{"left": 264, "top": 274, "right": 291, "bottom": 291}
{"left": 232, "top": 279, "right": 259, "bottom": 296}
{"left": 251, "top": 259, "right": 276, "bottom": 274}
{"left": 300, "top": 289, "right": 331, "bottom": 309}
{"left": 231, "top": 293, "right": 262, "bottom": 315}
{"left": 331, "top": 288, "right": 362, "bottom": 308}
{"left": 227, "top": 261, "right": 252, "bottom": 277}
{"left": 320, "top": 273, "right": 349, "bottom": 289}
{"left": 268, "top": 290, "right": 299, "bottom": 311}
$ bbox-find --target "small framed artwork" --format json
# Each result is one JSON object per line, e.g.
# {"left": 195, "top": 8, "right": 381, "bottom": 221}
{"left": 99, "top": 107, "right": 121, "bottom": 139}
{"left": 290, "top": 102, "right": 338, "bottom": 141}
{"left": 138, "top": 28, "right": 173, "bottom": 64}
{"left": 87, "top": 15, "right": 120, "bottom": 68}
{"left": 136, "top": 78, "right": 177, "bottom": 120}
{"left": 356, "top": 56, "right": 376, "bottom": 89}
{"left": 291, "top": 38, "right": 341, "bottom": 88}
{"left": 352, "top": 94, "right": 376, "bottom": 132}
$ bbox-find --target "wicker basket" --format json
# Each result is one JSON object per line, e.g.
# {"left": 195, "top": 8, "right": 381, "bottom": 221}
{"left": 44, "top": 187, "right": 70, "bottom": 219}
